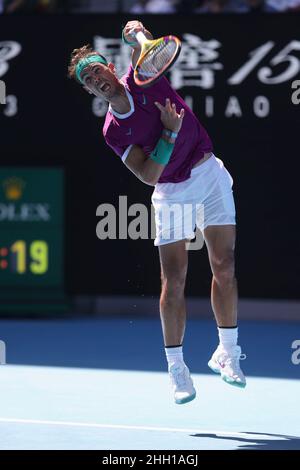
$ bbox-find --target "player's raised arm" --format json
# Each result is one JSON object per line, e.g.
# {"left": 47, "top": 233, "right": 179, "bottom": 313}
{"left": 122, "top": 20, "right": 153, "bottom": 69}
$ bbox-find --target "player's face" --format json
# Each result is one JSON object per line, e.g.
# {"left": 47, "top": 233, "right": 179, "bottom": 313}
{"left": 81, "top": 62, "right": 119, "bottom": 100}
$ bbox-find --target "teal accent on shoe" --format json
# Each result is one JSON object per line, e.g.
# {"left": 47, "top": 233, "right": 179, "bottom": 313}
{"left": 175, "top": 392, "right": 196, "bottom": 405}
{"left": 222, "top": 375, "right": 246, "bottom": 388}
{"left": 207, "top": 361, "right": 221, "bottom": 375}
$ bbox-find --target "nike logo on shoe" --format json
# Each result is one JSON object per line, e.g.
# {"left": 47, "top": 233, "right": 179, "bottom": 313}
{"left": 208, "top": 346, "right": 247, "bottom": 388}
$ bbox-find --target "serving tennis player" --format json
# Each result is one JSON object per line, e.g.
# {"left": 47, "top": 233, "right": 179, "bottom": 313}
{"left": 68, "top": 20, "right": 246, "bottom": 404}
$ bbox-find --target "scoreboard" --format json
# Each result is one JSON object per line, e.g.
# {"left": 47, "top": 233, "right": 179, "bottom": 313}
{"left": 0, "top": 168, "right": 65, "bottom": 313}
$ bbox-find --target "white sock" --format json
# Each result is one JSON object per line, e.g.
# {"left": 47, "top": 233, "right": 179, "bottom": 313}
{"left": 165, "top": 346, "right": 184, "bottom": 368}
{"left": 218, "top": 327, "right": 238, "bottom": 351}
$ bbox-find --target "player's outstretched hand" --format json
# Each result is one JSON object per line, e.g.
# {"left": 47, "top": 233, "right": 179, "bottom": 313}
{"left": 155, "top": 99, "right": 185, "bottom": 133}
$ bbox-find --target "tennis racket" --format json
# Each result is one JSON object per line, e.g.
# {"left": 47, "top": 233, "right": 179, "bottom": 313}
{"left": 133, "top": 31, "right": 181, "bottom": 88}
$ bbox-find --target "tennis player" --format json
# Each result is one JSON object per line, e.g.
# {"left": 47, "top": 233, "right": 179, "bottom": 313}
{"left": 68, "top": 20, "right": 246, "bottom": 404}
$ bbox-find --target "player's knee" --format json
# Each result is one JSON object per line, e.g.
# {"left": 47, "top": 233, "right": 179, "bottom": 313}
{"left": 161, "top": 272, "right": 186, "bottom": 298}
{"left": 211, "top": 250, "right": 235, "bottom": 285}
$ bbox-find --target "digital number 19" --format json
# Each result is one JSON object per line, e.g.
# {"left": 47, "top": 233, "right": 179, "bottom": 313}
{"left": 11, "top": 241, "right": 48, "bottom": 274}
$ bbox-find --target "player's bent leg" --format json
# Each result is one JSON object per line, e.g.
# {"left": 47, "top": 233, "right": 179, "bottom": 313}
{"left": 159, "top": 239, "right": 188, "bottom": 347}
{"left": 159, "top": 240, "right": 196, "bottom": 404}
{"left": 204, "top": 225, "right": 246, "bottom": 388}
{"left": 204, "top": 225, "right": 237, "bottom": 327}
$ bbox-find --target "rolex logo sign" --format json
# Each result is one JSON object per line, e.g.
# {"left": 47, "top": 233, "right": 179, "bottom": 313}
{"left": 0, "top": 174, "right": 50, "bottom": 222}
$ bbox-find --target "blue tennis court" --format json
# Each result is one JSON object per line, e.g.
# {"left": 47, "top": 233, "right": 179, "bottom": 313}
{"left": 0, "top": 318, "right": 299, "bottom": 450}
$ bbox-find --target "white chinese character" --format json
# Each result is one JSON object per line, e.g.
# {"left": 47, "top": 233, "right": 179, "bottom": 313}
{"left": 0, "top": 41, "right": 22, "bottom": 78}
{"left": 169, "top": 34, "right": 223, "bottom": 90}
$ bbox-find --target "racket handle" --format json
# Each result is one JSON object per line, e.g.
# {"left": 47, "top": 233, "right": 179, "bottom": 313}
{"left": 135, "top": 31, "right": 148, "bottom": 45}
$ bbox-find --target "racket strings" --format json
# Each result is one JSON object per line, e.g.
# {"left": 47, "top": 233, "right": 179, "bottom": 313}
{"left": 137, "top": 41, "right": 177, "bottom": 80}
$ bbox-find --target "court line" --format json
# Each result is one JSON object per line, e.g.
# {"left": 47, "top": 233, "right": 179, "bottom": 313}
{"left": 0, "top": 418, "right": 280, "bottom": 440}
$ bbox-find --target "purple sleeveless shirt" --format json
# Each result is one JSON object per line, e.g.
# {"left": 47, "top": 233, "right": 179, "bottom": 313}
{"left": 103, "top": 65, "right": 213, "bottom": 183}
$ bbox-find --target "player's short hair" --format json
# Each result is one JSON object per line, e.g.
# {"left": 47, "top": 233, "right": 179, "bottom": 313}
{"left": 68, "top": 44, "right": 107, "bottom": 83}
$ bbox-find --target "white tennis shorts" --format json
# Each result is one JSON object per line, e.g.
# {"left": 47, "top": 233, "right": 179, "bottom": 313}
{"left": 151, "top": 154, "right": 236, "bottom": 246}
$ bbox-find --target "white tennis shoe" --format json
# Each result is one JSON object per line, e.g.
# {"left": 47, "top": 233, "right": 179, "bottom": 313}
{"left": 169, "top": 363, "right": 196, "bottom": 404}
{"left": 208, "top": 345, "right": 246, "bottom": 388}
